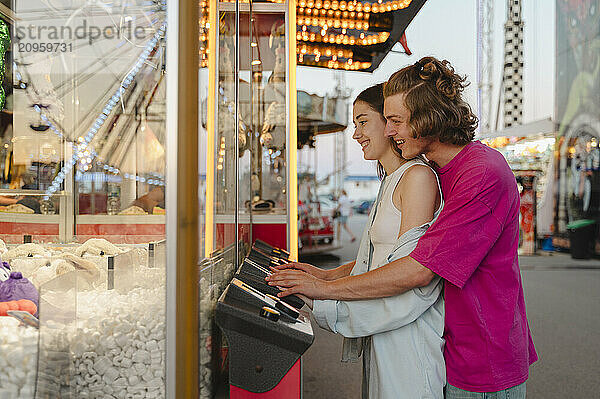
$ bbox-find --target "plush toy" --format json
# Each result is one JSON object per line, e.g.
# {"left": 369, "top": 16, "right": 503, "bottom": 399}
{"left": 0, "top": 262, "right": 39, "bottom": 316}
{"left": 74, "top": 238, "right": 123, "bottom": 257}
{"left": 29, "top": 258, "right": 75, "bottom": 288}
{"left": 0, "top": 299, "right": 37, "bottom": 317}
{"left": 1, "top": 243, "right": 50, "bottom": 262}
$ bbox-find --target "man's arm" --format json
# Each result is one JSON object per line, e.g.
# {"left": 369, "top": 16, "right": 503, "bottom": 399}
{"left": 0, "top": 196, "right": 20, "bottom": 205}
{"left": 267, "top": 256, "right": 434, "bottom": 300}
{"left": 325, "top": 256, "right": 434, "bottom": 300}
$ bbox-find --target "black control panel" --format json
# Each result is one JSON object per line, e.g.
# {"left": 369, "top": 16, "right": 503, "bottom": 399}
{"left": 215, "top": 240, "right": 314, "bottom": 393}
{"left": 236, "top": 258, "right": 305, "bottom": 310}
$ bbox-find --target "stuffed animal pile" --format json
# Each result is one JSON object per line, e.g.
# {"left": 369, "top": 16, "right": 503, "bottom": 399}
{"left": 0, "top": 238, "right": 168, "bottom": 398}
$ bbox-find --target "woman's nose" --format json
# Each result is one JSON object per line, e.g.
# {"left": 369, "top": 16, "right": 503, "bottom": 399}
{"left": 352, "top": 128, "right": 360, "bottom": 140}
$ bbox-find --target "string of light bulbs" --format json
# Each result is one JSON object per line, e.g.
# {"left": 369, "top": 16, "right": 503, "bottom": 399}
{"left": 297, "top": 15, "right": 369, "bottom": 30}
{"left": 297, "top": 7, "right": 370, "bottom": 21}
{"left": 298, "top": 0, "right": 412, "bottom": 13}
{"left": 298, "top": 43, "right": 353, "bottom": 59}
{"left": 300, "top": 57, "right": 370, "bottom": 70}
{"left": 297, "top": 30, "right": 389, "bottom": 46}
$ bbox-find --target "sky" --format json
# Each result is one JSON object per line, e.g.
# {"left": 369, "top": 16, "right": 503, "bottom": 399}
{"left": 298, "top": 0, "right": 555, "bottom": 179}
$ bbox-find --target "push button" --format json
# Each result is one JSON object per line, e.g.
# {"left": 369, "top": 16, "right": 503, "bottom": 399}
{"left": 260, "top": 306, "right": 280, "bottom": 322}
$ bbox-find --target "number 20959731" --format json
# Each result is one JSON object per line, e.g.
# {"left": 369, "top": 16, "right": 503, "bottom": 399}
{"left": 18, "top": 42, "right": 72, "bottom": 52}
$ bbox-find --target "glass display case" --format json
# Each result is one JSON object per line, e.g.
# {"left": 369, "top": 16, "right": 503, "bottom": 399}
{"left": 2, "top": 0, "right": 167, "bottom": 245}
{"left": 0, "top": 0, "right": 178, "bottom": 398}
{"left": 204, "top": 0, "right": 297, "bottom": 259}
{"left": 199, "top": 1, "right": 298, "bottom": 397}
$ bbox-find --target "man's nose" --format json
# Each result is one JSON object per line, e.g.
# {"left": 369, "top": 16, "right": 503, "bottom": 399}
{"left": 384, "top": 122, "right": 395, "bottom": 137}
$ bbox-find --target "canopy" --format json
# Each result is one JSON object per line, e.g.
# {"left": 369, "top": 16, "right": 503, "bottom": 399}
{"left": 296, "top": 0, "right": 428, "bottom": 72}
{"left": 297, "top": 90, "right": 349, "bottom": 147}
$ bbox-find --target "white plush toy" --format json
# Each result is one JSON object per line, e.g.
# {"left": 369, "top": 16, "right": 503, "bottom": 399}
{"left": 10, "top": 251, "right": 103, "bottom": 290}
{"left": 29, "top": 253, "right": 103, "bottom": 289}
{"left": 74, "top": 238, "right": 124, "bottom": 257}
{"left": 9, "top": 258, "right": 51, "bottom": 279}
{"left": 1, "top": 243, "right": 50, "bottom": 263}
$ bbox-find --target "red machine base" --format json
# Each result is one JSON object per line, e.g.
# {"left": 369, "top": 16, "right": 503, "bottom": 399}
{"left": 230, "top": 359, "right": 302, "bottom": 399}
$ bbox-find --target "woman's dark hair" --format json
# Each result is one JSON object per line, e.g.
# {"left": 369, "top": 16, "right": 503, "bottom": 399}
{"left": 353, "top": 83, "right": 396, "bottom": 179}
{"left": 353, "top": 83, "right": 385, "bottom": 115}
{"left": 383, "top": 56, "right": 478, "bottom": 145}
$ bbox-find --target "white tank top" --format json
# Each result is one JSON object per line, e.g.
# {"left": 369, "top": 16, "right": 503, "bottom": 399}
{"left": 370, "top": 159, "right": 441, "bottom": 269}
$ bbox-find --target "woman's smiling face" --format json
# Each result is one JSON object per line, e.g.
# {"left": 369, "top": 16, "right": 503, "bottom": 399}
{"left": 352, "top": 101, "right": 391, "bottom": 161}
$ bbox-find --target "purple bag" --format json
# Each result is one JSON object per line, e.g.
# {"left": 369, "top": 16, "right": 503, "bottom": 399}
{"left": 0, "top": 261, "right": 39, "bottom": 311}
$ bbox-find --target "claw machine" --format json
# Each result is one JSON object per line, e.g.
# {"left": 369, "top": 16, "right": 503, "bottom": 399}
{"left": 203, "top": 1, "right": 308, "bottom": 398}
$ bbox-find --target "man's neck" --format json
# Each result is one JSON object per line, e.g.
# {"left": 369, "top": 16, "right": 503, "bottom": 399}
{"left": 425, "top": 141, "right": 470, "bottom": 169}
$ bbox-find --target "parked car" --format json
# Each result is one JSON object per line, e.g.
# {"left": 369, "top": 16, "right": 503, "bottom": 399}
{"left": 317, "top": 197, "right": 337, "bottom": 216}
{"left": 353, "top": 200, "right": 374, "bottom": 214}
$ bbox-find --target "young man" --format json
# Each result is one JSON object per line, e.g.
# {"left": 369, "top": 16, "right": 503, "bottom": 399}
{"left": 267, "top": 57, "right": 537, "bottom": 398}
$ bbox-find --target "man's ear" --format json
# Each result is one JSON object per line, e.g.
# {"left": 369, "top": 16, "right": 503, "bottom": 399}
{"left": 410, "top": 125, "right": 419, "bottom": 139}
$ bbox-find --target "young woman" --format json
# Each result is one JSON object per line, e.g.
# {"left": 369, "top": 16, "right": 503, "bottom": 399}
{"left": 270, "top": 84, "right": 445, "bottom": 398}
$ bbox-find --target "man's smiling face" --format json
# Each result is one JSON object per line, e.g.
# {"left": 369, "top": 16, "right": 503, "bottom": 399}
{"left": 384, "top": 93, "right": 434, "bottom": 159}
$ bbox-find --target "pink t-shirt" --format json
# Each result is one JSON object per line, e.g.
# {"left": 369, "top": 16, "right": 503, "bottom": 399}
{"left": 411, "top": 141, "right": 538, "bottom": 392}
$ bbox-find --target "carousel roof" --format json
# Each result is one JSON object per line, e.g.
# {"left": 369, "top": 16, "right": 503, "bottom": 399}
{"left": 200, "top": 0, "right": 427, "bottom": 72}
{"left": 296, "top": 0, "right": 427, "bottom": 71}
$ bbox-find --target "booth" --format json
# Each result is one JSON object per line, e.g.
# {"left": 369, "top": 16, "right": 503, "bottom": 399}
{"left": 480, "top": 118, "right": 556, "bottom": 254}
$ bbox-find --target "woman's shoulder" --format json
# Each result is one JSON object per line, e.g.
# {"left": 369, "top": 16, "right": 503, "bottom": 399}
{"left": 397, "top": 161, "right": 437, "bottom": 187}
{"left": 403, "top": 161, "right": 436, "bottom": 180}
{"left": 389, "top": 161, "right": 439, "bottom": 210}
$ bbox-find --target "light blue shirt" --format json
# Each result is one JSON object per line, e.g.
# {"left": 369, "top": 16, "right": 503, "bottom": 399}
{"left": 313, "top": 172, "right": 445, "bottom": 399}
